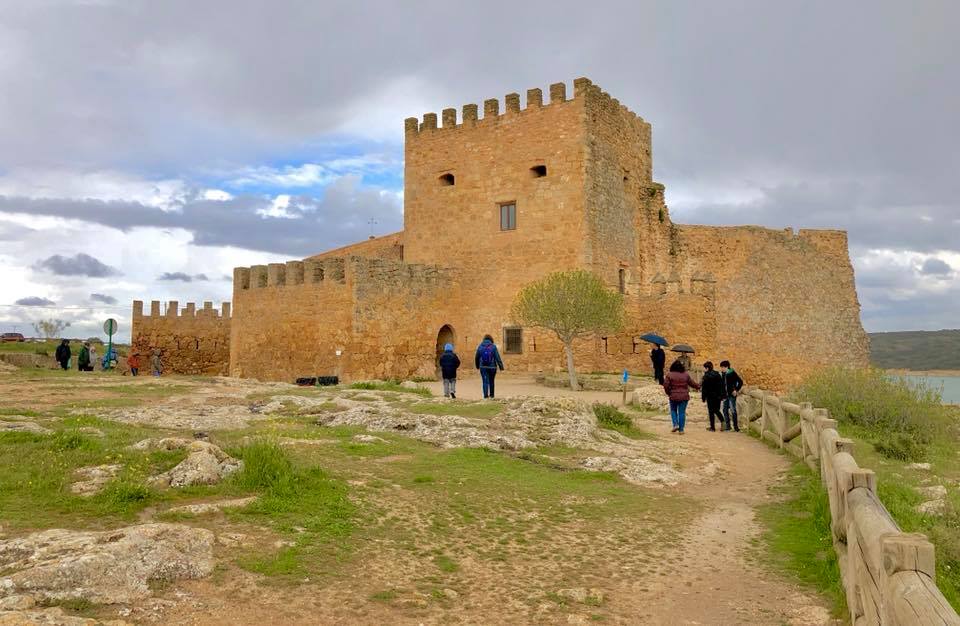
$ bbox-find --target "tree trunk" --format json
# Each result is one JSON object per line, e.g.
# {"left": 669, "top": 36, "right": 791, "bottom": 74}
{"left": 563, "top": 341, "right": 580, "bottom": 390}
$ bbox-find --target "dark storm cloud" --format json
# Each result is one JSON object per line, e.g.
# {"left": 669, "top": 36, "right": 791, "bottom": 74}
{"left": 34, "top": 253, "right": 120, "bottom": 277}
{"left": 89, "top": 293, "right": 118, "bottom": 304}
{"left": 0, "top": 176, "right": 402, "bottom": 256}
{"left": 14, "top": 296, "right": 54, "bottom": 306}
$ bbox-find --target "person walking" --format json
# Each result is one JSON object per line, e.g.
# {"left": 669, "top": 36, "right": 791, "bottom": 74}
{"left": 650, "top": 344, "right": 666, "bottom": 384}
{"left": 700, "top": 361, "right": 724, "bottom": 431}
{"left": 150, "top": 350, "right": 163, "bottom": 377}
{"left": 78, "top": 342, "right": 92, "bottom": 372}
{"left": 720, "top": 360, "right": 743, "bottom": 432}
{"left": 438, "top": 343, "right": 460, "bottom": 399}
{"left": 474, "top": 334, "right": 504, "bottom": 399}
{"left": 663, "top": 360, "right": 700, "bottom": 434}
{"left": 127, "top": 351, "right": 141, "bottom": 376}
{"left": 89, "top": 344, "right": 98, "bottom": 371}
{"left": 55, "top": 339, "right": 71, "bottom": 371}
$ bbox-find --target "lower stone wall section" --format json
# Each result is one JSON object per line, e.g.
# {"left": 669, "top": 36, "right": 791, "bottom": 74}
{"left": 131, "top": 301, "right": 231, "bottom": 376}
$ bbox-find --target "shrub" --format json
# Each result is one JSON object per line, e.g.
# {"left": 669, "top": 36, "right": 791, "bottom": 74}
{"left": 791, "top": 367, "right": 946, "bottom": 461}
{"left": 593, "top": 403, "right": 632, "bottom": 428}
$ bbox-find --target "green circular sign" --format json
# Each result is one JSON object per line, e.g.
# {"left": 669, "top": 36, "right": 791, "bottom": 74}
{"left": 103, "top": 318, "right": 118, "bottom": 335}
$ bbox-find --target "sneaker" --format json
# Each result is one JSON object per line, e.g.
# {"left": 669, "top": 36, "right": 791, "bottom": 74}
{"left": 707, "top": 427, "right": 716, "bottom": 431}
{"left": 671, "top": 427, "right": 679, "bottom": 433}
{"left": 678, "top": 430, "right": 685, "bottom": 435}
{"left": 450, "top": 393, "right": 456, "bottom": 399}
{"left": 734, "top": 428, "right": 741, "bottom": 432}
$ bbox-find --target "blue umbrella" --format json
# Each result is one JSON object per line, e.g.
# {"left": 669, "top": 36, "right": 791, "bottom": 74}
{"left": 639, "top": 333, "right": 668, "bottom": 346}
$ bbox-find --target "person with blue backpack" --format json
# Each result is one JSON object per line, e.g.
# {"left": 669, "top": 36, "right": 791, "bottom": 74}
{"left": 474, "top": 334, "right": 504, "bottom": 399}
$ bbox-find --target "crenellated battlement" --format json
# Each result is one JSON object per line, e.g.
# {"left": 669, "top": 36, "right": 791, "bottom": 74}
{"left": 133, "top": 300, "right": 231, "bottom": 319}
{"left": 404, "top": 77, "right": 647, "bottom": 137}
{"left": 233, "top": 255, "right": 453, "bottom": 292}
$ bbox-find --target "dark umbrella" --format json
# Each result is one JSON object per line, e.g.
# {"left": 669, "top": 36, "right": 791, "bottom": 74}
{"left": 639, "top": 333, "right": 668, "bottom": 346}
{"left": 670, "top": 343, "right": 696, "bottom": 353}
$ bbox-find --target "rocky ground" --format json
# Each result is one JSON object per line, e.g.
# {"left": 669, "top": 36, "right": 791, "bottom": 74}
{"left": 0, "top": 370, "right": 837, "bottom": 625}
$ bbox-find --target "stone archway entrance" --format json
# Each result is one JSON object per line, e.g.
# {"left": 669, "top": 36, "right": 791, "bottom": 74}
{"left": 435, "top": 324, "right": 456, "bottom": 378}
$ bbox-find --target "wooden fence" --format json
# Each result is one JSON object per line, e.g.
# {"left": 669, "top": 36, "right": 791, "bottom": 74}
{"left": 738, "top": 387, "right": 960, "bottom": 625}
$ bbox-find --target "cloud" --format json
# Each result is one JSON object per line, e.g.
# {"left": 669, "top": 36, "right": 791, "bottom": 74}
{"left": 919, "top": 257, "right": 952, "bottom": 276}
{"left": 14, "top": 296, "right": 55, "bottom": 306}
{"left": 89, "top": 293, "right": 118, "bottom": 304}
{"left": 0, "top": 175, "right": 403, "bottom": 256}
{"left": 34, "top": 253, "right": 120, "bottom": 277}
{"left": 157, "top": 272, "right": 209, "bottom": 282}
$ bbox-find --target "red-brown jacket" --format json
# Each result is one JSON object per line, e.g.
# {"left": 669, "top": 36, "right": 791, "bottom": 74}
{"left": 663, "top": 371, "right": 701, "bottom": 402}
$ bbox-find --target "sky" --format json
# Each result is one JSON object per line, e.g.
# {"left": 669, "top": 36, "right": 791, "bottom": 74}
{"left": 0, "top": 0, "right": 957, "bottom": 341}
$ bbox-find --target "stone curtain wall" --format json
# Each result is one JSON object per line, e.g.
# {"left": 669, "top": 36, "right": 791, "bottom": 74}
{"left": 306, "top": 231, "right": 404, "bottom": 263}
{"left": 738, "top": 389, "right": 960, "bottom": 625}
{"left": 230, "top": 256, "right": 455, "bottom": 383}
{"left": 131, "top": 301, "right": 231, "bottom": 375}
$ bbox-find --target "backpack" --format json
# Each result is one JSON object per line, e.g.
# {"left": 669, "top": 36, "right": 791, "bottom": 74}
{"left": 479, "top": 343, "right": 496, "bottom": 367}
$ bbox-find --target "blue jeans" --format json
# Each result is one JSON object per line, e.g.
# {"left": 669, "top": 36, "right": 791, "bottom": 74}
{"left": 723, "top": 396, "right": 739, "bottom": 430}
{"left": 480, "top": 368, "right": 498, "bottom": 398}
{"left": 669, "top": 399, "right": 689, "bottom": 431}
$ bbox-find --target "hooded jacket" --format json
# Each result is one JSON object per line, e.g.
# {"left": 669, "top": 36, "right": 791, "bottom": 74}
{"left": 701, "top": 369, "right": 723, "bottom": 401}
{"left": 439, "top": 350, "right": 461, "bottom": 380}
{"left": 474, "top": 339, "right": 504, "bottom": 371}
{"left": 78, "top": 345, "right": 91, "bottom": 368}
{"left": 55, "top": 341, "right": 71, "bottom": 364}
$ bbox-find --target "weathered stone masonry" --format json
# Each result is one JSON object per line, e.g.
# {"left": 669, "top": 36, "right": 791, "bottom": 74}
{"left": 132, "top": 77, "right": 869, "bottom": 389}
{"left": 131, "top": 300, "right": 231, "bottom": 375}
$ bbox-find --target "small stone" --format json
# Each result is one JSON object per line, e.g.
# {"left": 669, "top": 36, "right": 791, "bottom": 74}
{"left": 0, "top": 594, "right": 36, "bottom": 610}
{"left": 906, "top": 462, "right": 932, "bottom": 471}
{"left": 917, "top": 499, "right": 946, "bottom": 516}
{"left": 442, "top": 588, "right": 459, "bottom": 600}
{"left": 352, "top": 434, "right": 387, "bottom": 444}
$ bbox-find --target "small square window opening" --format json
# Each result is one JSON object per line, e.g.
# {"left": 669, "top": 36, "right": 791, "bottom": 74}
{"left": 504, "top": 327, "right": 523, "bottom": 354}
{"left": 530, "top": 165, "right": 547, "bottom": 178}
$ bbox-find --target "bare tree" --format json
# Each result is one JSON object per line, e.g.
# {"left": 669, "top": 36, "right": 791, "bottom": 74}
{"left": 32, "top": 318, "right": 71, "bottom": 339}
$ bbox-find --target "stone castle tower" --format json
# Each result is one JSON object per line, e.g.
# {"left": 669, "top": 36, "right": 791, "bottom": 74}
{"left": 132, "top": 77, "right": 870, "bottom": 389}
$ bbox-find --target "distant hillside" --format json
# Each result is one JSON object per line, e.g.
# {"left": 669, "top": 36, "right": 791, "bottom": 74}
{"left": 869, "top": 329, "right": 960, "bottom": 370}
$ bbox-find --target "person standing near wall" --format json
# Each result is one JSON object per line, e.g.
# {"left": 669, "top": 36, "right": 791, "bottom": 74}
{"left": 89, "top": 344, "right": 98, "bottom": 371}
{"left": 55, "top": 339, "right": 71, "bottom": 371}
{"left": 151, "top": 349, "right": 163, "bottom": 377}
{"left": 663, "top": 360, "right": 700, "bottom": 434}
{"left": 438, "top": 343, "right": 461, "bottom": 399}
{"left": 720, "top": 360, "right": 743, "bottom": 432}
{"left": 127, "top": 351, "right": 140, "bottom": 376}
{"left": 700, "top": 361, "right": 724, "bottom": 431}
{"left": 650, "top": 344, "right": 666, "bottom": 384}
{"left": 475, "top": 334, "right": 504, "bottom": 399}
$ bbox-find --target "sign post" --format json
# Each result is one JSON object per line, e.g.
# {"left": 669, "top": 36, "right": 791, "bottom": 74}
{"left": 103, "top": 318, "right": 118, "bottom": 370}
{"left": 621, "top": 369, "right": 629, "bottom": 406}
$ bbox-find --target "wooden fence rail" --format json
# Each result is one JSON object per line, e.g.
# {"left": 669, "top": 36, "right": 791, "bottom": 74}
{"left": 739, "top": 387, "right": 960, "bottom": 625}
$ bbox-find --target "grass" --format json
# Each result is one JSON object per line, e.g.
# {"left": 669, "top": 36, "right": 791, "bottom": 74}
{"left": 407, "top": 400, "right": 503, "bottom": 419}
{"left": 592, "top": 403, "right": 654, "bottom": 440}
{"left": 349, "top": 380, "right": 431, "bottom": 396}
{"left": 227, "top": 441, "right": 355, "bottom": 578}
{"left": 757, "top": 464, "right": 846, "bottom": 617}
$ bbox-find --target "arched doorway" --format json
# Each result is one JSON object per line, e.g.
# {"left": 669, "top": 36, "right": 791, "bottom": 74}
{"left": 435, "top": 324, "right": 456, "bottom": 378}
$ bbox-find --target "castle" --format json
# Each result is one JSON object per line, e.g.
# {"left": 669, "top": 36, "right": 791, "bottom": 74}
{"left": 132, "top": 77, "right": 869, "bottom": 389}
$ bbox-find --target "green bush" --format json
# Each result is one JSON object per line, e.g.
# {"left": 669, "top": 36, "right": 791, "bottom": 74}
{"left": 791, "top": 367, "right": 946, "bottom": 461}
{"left": 593, "top": 403, "right": 632, "bottom": 428}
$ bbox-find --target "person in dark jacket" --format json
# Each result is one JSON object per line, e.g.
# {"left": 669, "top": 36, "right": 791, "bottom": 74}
{"left": 438, "top": 343, "right": 461, "bottom": 399}
{"left": 700, "top": 361, "right": 724, "bottom": 431}
{"left": 55, "top": 339, "right": 71, "bottom": 371}
{"left": 78, "top": 342, "right": 92, "bottom": 372}
{"left": 720, "top": 360, "right": 743, "bottom": 432}
{"left": 663, "top": 360, "right": 701, "bottom": 434}
{"left": 474, "top": 334, "right": 504, "bottom": 399}
{"left": 650, "top": 345, "right": 666, "bottom": 384}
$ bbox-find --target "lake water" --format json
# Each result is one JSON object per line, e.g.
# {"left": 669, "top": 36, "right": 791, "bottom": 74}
{"left": 901, "top": 375, "right": 960, "bottom": 405}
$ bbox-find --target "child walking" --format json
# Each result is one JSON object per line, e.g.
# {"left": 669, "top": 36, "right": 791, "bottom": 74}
{"left": 439, "top": 343, "right": 460, "bottom": 398}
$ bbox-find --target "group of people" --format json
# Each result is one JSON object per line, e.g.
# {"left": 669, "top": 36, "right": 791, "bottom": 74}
{"left": 655, "top": 345, "right": 744, "bottom": 434}
{"left": 54, "top": 339, "right": 99, "bottom": 372}
{"left": 438, "top": 334, "right": 505, "bottom": 400}
{"left": 52, "top": 338, "right": 162, "bottom": 376}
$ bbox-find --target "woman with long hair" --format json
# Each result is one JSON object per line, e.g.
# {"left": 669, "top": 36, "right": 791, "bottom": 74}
{"left": 663, "top": 359, "right": 700, "bottom": 434}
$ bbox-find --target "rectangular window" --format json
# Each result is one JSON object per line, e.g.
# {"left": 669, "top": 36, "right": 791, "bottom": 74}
{"left": 618, "top": 268, "right": 626, "bottom": 294}
{"left": 504, "top": 327, "right": 523, "bottom": 354}
{"left": 500, "top": 203, "right": 517, "bottom": 231}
